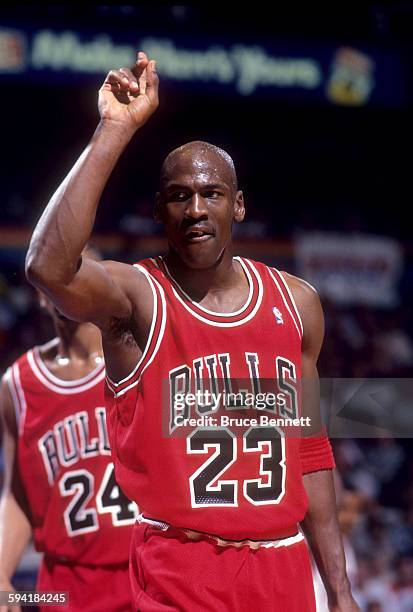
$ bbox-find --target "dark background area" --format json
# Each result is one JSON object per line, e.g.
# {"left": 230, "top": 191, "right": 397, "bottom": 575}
{"left": 0, "top": 4, "right": 412, "bottom": 239}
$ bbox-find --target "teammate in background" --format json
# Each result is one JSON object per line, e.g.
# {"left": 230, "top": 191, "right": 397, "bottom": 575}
{"left": 25, "top": 52, "right": 359, "bottom": 610}
{"left": 0, "top": 255, "right": 137, "bottom": 612}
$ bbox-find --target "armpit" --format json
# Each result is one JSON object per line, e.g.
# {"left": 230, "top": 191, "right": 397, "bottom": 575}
{"left": 104, "top": 315, "right": 138, "bottom": 348}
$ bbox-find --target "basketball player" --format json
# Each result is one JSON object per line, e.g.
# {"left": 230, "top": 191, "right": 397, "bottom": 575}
{"left": 0, "top": 284, "right": 137, "bottom": 611}
{"left": 25, "top": 52, "right": 359, "bottom": 610}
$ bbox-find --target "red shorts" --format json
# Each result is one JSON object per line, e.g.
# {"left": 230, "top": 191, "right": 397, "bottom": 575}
{"left": 37, "top": 557, "right": 132, "bottom": 611}
{"left": 130, "top": 522, "right": 316, "bottom": 611}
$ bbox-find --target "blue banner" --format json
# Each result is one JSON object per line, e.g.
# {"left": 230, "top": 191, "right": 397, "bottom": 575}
{"left": 0, "top": 25, "right": 405, "bottom": 106}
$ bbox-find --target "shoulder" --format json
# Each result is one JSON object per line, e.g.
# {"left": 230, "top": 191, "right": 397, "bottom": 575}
{"left": 0, "top": 347, "right": 34, "bottom": 436}
{"left": 98, "top": 259, "right": 154, "bottom": 321}
{"left": 247, "top": 259, "right": 323, "bottom": 331}
{"left": 279, "top": 272, "right": 321, "bottom": 314}
{"left": 0, "top": 371, "right": 18, "bottom": 437}
{"left": 101, "top": 259, "right": 146, "bottom": 285}
{"left": 0, "top": 348, "right": 31, "bottom": 378}
{"left": 101, "top": 259, "right": 154, "bottom": 293}
{"left": 99, "top": 259, "right": 157, "bottom": 341}
{"left": 279, "top": 272, "right": 324, "bottom": 352}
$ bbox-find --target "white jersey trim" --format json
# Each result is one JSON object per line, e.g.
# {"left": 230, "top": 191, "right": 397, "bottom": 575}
{"left": 272, "top": 270, "right": 304, "bottom": 337}
{"left": 106, "top": 265, "right": 159, "bottom": 388}
{"left": 268, "top": 269, "right": 302, "bottom": 341}
{"left": 137, "top": 514, "right": 304, "bottom": 549}
{"left": 160, "top": 256, "right": 254, "bottom": 317}
{"left": 259, "top": 531, "right": 304, "bottom": 549}
{"left": 27, "top": 350, "right": 105, "bottom": 395}
{"left": 111, "top": 271, "right": 168, "bottom": 398}
{"left": 4, "top": 367, "right": 20, "bottom": 434}
{"left": 32, "top": 345, "right": 104, "bottom": 388}
{"left": 7, "top": 364, "right": 27, "bottom": 435}
{"left": 162, "top": 259, "right": 264, "bottom": 328}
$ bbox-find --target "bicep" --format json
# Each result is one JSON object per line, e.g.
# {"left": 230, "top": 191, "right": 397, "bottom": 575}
{"left": 283, "top": 274, "right": 325, "bottom": 433}
{"left": 300, "top": 321, "right": 322, "bottom": 434}
{"left": 301, "top": 289, "right": 325, "bottom": 433}
{"left": 282, "top": 274, "right": 335, "bottom": 469}
{"left": 39, "top": 258, "right": 134, "bottom": 326}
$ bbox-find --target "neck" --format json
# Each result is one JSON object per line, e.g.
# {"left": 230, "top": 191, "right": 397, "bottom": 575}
{"left": 53, "top": 319, "right": 102, "bottom": 362}
{"left": 164, "top": 247, "right": 242, "bottom": 300}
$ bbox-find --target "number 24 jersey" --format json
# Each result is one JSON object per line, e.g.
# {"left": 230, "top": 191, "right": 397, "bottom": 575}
{"left": 6, "top": 348, "right": 137, "bottom": 564}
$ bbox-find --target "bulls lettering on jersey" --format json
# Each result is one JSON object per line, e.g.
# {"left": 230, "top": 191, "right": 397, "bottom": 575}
{"left": 6, "top": 348, "right": 138, "bottom": 564}
{"left": 106, "top": 256, "right": 308, "bottom": 541}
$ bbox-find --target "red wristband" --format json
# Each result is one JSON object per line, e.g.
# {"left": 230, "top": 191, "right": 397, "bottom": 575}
{"left": 300, "top": 427, "right": 335, "bottom": 474}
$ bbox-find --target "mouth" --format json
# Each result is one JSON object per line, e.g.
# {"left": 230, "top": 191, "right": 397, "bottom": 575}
{"left": 184, "top": 228, "right": 214, "bottom": 243}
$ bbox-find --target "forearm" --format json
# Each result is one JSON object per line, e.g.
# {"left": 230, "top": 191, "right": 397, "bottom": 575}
{"left": 0, "top": 494, "right": 32, "bottom": 580}
{"left": 26, "top": 120, "right": 135, "bottom": 288}
{"left": 301, "top": 470, "right": 351, "bottom": 604}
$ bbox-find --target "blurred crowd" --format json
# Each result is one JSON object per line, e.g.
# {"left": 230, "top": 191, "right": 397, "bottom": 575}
{"left": 317, "top": 297, "right": 413, "bottom": 610}
{"left": 1, "top": 243, "right": 413, "bottom": 612}
{"left": 329, "top": 439, "right": 413, "bottom": 611}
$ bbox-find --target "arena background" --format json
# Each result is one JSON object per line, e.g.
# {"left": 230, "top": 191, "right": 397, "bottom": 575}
{"left": 1, "top": 5, "right": 413, "bottom": 611}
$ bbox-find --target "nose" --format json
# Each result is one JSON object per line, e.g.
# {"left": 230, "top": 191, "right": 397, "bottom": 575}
{"left": 184, "top": 193, "right": 208, "bottom": 220}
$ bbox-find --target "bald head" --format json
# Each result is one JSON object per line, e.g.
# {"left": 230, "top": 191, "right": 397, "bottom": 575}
{"left": 160, "top": 141, "right": 238, "bottom": 194}
{"left": 155, "top": 140, "right": 245, "bottom": 268}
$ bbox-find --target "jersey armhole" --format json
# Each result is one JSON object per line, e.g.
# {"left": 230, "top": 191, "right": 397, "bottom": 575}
{"left": 105, "top": 265, "right": 167, "bottom": 398}
{"left": 268, "top": 268, "right": 303, "bottom": 341}
{"left": 278, "top": 271, "right": 304, "bottom": 336}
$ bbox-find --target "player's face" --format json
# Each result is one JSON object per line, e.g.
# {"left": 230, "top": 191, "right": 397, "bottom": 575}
{"left": 156, "top": 155, "right": 244, "bottom": 269}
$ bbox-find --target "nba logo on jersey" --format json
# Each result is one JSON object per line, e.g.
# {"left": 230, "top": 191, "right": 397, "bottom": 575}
{"left": 272, "top": 307, "right": 284, "bottom": 324}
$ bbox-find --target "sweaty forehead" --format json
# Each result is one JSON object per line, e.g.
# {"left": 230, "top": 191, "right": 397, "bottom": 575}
{"left": 160, "top": 142, "right": 237, "bottom": 191}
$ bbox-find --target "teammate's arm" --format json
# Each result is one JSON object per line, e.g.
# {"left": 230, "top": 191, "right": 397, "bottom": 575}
{"left": 284, "top": 274, "right": 359, "bottom": 612}
{"left": 25, "top": 52, "right": 159, "bottom": 327}
{"left": 0, "top": 378, "right": 32, "bottom": 612}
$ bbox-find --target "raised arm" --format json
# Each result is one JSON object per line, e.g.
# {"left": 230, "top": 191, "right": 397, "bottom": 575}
{"left": 25, "top": 52, "right": 159, "bottom": 327}
{"left": 284, "top": 274, "right": 358, "bottom": 612}
{"left": 0, "top": 377, "right": 31, "bottom": 612}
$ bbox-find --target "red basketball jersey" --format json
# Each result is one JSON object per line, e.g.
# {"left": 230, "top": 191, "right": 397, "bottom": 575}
{"left": 106, "top": 257, "right": 310, "bottom": 541}
{"left": 6, "top": 346, "right": 138, "bottom": 565}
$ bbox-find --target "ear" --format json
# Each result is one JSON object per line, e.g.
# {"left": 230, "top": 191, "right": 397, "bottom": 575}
{"left": 154, "top": 192, "right": 163, "bottom": 224}
{"left": 233, "top": 190, "right": 245, "bottom": 223}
